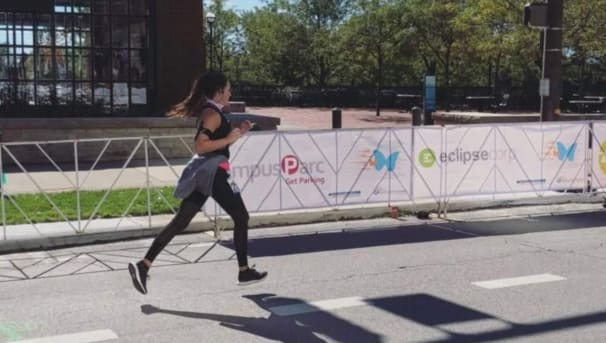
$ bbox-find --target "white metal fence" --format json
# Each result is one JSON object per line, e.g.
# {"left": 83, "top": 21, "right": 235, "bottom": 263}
{"left": 1, "top": 121, "right": 604, "bottom": 240}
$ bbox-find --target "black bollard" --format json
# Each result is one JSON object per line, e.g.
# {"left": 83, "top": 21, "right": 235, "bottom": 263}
{"left": 411, "top": 106, "right": 423, "bottom": 126}
{"left": 424, "top": 110, "right": 434, "bottom": 125}
{"left": 332, "top": 108, "right": 342, "bottom": 129}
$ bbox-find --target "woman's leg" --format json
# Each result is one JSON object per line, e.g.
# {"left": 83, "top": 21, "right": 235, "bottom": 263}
{"left": 211, "top": 169, "right": 249, "bottom": 267}
{"left": 211, "top": 169, "right": 267, "bottom": 285}
{"left": 144, "top": 191, "right": 208, "bottom": 264}
{"left": 129, "top": 191, "right": 207, "bottom": 294}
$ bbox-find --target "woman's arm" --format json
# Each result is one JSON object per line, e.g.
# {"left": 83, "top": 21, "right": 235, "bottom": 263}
{"left": 195, "top": 109, "right": 241, "bottom": 154}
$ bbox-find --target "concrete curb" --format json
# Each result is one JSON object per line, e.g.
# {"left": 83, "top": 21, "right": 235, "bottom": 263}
{"left": 0, "top": 193, "right": 603, "bottom": 254}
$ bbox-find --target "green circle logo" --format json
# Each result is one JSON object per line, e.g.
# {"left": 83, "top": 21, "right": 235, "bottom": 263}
{"left": 599, "top": 141, "right": 606, "bottom": 175}
{"left": 418, "top": 148, "right": 436, "bottom": 168}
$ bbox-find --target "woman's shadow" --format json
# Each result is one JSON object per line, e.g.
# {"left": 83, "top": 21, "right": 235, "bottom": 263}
{"left": 141, "top": 293, "right": 383, "bottom": 343}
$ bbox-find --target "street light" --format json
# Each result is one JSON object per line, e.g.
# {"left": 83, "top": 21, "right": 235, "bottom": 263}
{"left": 206, "top": 12, "right": 216, "bottom": 70}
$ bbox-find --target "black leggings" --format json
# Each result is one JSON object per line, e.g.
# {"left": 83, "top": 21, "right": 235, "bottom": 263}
{"left": 144, "top": 169, "right": 250, "bottom": 267}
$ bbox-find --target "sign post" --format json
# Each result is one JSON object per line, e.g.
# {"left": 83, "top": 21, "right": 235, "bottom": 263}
{"left": 424, "top": 75, "right": 436, "bottom": 125}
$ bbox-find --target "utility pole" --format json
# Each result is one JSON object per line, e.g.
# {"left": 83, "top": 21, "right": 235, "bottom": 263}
{"left": 376, "top": 41, "right": 383, "bottom": 117}
{"left": 542, "top": 0, "right": 563, "bottom": 121}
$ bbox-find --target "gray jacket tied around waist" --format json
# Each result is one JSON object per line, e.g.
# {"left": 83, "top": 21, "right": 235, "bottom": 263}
{"left": 173, "top": 153, "right": 228, "bottom": 199}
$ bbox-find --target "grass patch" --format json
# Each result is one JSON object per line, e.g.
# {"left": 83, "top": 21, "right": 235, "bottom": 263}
{"left": 0, "top": 187, "right": 181, "bottom": 225}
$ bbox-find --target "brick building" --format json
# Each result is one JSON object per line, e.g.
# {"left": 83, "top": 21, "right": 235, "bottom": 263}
{"left": 0, "top": 0, "right": 205, "bottom": 117}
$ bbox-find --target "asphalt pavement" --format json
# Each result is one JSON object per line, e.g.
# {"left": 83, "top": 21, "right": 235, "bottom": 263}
{"left": 2, "top": 205, "right": 606, "bottom": 342}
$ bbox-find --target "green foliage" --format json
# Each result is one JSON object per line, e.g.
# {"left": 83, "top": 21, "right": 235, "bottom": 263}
{"left": 562, "top": 0, "right": 606, "bottom": 93}
{"left": 204, "top": 0, "right": 604, "bottom": 93}
{"left": 1, "top": 187, "right": 180, "bottom": 225}
{"left": 335, "top": 0, "right": 415, "bottom": 87}
{"left": 240, "top": 6, "right": 311, "bottom": 85}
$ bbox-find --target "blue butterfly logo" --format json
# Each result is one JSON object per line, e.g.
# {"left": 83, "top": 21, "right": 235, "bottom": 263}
{"left": 371, "top": 150, "right": 399, "bottom": 171}
{"left": 556, "top": 142, "right": 576, "bottom": 161}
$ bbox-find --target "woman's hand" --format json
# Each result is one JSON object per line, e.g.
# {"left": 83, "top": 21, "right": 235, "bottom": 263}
{"left": 227, "top": 128, "right": 242, "bottom": 143}
{"left": 240, "top": 120, "right": 253, "bottom": 134}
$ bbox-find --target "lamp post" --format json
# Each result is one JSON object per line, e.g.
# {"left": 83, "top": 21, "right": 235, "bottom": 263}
{"left": 206, "top": 12, "right": 216, "bottom": 70}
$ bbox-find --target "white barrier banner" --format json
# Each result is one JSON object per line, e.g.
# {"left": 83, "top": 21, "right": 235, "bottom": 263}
{"left": 541, "top": 123, "right": 586, "bottom": 191}
{"left": 205, "top": 122, "right": 589, "bottom": 216}
{"left": 389, "top": 129, "right": 414, "bottom": 202}
{"left": 494, "top": 123, "right": 587, "bottom": 193}
{"left": 413, "top": 127, "right": 443, "bottom": 199}
{"left": 230, "top": 133, "right": 281, "bottom": 212}
{"left": 444, "top": 125, "right": 497, "bottom": 196}
{"left": 591, "top": 123, "right": 606, "bottom": 189}
{"left": 495, "top": 124, "right": 546, "bottom": 193}
{"left": 279, "top": 131, "right": 337, "bottom": 210}
{"left": 336, "top": 129, "right": 393, "bottom": 205}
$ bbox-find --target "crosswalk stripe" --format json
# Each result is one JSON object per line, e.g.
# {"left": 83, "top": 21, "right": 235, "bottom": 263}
{"left": 11, "top": 329, "right": 118, "bottom": 343}
{"left": 269, "top": 296, "right": 368, "bottom": 316}
{"left": 472, "top": 273, "right": 566, "bottom": 289}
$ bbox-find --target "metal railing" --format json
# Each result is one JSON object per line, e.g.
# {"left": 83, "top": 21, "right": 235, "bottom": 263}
{"left": 1, "top": 122, "right": 604, "bottom": 241}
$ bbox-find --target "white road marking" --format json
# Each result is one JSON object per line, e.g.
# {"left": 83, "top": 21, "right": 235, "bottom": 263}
{"left": 429, "top": 223, "right": 480, "bottom": 237}
{"left": 269, "top": 296, "right": 368, "bottom": 316}
{"left": 439, "top": 319, "right": 512, "bottom": 334}
{"left": 12, "top": 329, "right": 118, "bottom": 343}
{"left": 472, "top": 273, "right": 565, "bottom": 289}
{"left": 262, "top": 274, "right": 566, "bottom": 317}
{"left": 189, "top": 242, "right": 216, "bottom": 248}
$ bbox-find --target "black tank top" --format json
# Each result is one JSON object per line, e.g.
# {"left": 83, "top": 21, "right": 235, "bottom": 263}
{"left": 195, "top": 102, "right": 231, "bottom": 158}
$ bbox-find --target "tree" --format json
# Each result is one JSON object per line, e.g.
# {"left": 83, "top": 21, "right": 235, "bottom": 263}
{"left": 292, "top": 0, "right": 352, "bottom": 86}
{"left": 457, "top": 1, "right": 539, "bottom": 88}
{"left": 335, "top": 1, "right": 419, "bottom": 88}
{"left": 562, "top": 0, "right": 606, "bottom": 96}
{"left": 204, "top": 0, "right": 606, "bottom": 111}
{"left": 240, "top": 5, "right": 309, "bottom": 85}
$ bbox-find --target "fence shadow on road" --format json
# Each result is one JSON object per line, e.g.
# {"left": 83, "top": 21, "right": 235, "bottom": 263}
{"left": 222, "top": 224, "right": 469, "bottom": 257}
{"left": 371, "top": 293, "right": 606, "bottom": 343}
{"left": 141, "top": 292, "right": 606, "bottom": 342}
{"left": 219, "top": 211, "right": 606, "bottom": 257}
{"left": 445, "top": 210, "right": 606, "bottom": 236}
{"left": 394, "top": 294, "right": 606, "bottom": 343}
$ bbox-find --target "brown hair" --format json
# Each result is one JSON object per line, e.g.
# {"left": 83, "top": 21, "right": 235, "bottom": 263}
{"left": 167, "top": 71, "right": 228, "bottom": 118}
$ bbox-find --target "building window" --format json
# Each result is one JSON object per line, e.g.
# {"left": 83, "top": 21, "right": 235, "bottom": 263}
{"left": 0, "top": 0, "right": 150, "bottom": 115}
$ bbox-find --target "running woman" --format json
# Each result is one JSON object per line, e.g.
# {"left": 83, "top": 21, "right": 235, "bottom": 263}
{"left": 128, "top": 71, "right": 267, "bottom": 294}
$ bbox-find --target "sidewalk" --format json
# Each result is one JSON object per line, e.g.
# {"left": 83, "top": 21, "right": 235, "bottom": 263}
{"left": 246, "top": 106, "right": 412, "bottom": 130}
{"left": 1, "top": 188, "right": 602, "bottom": 254}
{"left": 249, "top": 106, "right": 599, "bottom": 129}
